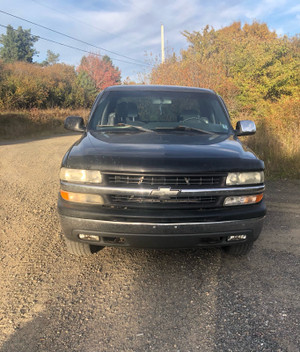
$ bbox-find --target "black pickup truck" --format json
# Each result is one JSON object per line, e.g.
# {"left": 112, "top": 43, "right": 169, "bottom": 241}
{"left": 58, "top": 85, "right": 266, "bottom": 256}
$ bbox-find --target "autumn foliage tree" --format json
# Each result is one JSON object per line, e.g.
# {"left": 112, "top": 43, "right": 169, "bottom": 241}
{"left": 151, "top": 22, "right": 299, "bottom": 116}
{"left": 150, "top": 21, "right": 300, "bottom": 177}
{"left": 77, "top": 54, "right": 121, "bottom": 91}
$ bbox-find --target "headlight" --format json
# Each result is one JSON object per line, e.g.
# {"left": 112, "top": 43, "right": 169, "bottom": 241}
{"left": 226, "top": 171, "right": 264, "bottom": 186}
{"left": 60, "top": 168, "right": 102, "bottom": 183}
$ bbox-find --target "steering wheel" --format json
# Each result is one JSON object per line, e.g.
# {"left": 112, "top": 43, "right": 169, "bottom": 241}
{"left": 182, "top": 116, "right": 202, "bottom": 122}
{"left": 182, "top": 116, "right": 209, "bottom": 124}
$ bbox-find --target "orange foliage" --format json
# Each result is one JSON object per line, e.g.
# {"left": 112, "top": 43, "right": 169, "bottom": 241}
{"left": 77, "top": 54, "right": 121, "bottom": 91}
{"left": 0, "top": 58, "right": 116, "bottom": 109}
{"left": 0, "top": 61, "right": 78, "bottom": 109}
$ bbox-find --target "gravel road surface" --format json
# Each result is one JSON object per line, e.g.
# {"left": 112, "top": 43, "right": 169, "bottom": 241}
{"left": 0, "top": 135, "right": 299, "bottom": 352}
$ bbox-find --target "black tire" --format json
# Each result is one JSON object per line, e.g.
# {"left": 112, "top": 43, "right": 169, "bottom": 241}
{"left": 223, "top": 241, "right": 254, "bottom": 256}
{"left": 64, "top": 237, "right": 104, "bottom": 256}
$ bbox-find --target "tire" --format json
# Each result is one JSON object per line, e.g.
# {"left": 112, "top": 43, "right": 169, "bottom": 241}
{"left": 223, "top": 241, "right": 254, "bottom": 256}
{"left": 64, "top": 237, "right": 104, "bottom": 256}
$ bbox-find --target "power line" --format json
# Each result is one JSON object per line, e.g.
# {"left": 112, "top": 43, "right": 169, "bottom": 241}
{"left": 0, "top": 9, "right": 153, "bottom": 67}
{"left": 0, "top": 23, "right": 152, "bottom": 67}
{"left": 0, "top": 9, "right": 150, "bottom": 66}
{"left": 30, "top": 0, "right": 118, "bottom": 39}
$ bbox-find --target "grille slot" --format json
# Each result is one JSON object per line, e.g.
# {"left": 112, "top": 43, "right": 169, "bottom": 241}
{"left": 109, "top": 194, "right": 219, "bottom": 209}
{"left": 106, "top": 174, "right": 224, "bottom": 187}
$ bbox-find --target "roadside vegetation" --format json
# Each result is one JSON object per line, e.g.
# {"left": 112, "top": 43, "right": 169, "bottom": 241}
{"left": 0, "top": 56, "right": 113, "bottom": 140}
{"left": 0, "top": 25, "right": 121, "bottom": 140}
{"left": 0, "top": 22, "right": 299, "bottom": 177}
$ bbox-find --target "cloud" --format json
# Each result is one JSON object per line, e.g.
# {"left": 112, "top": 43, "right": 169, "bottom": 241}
{"left": 284, "top": 4, "right": 300, "bottom": 14}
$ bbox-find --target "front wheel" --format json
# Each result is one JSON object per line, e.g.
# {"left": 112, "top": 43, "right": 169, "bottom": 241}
{"left": 222, "top": 241, "right": 254, "bottom": 256}
{"left": 64, "top": 237, "right": 104, "bottom": 256}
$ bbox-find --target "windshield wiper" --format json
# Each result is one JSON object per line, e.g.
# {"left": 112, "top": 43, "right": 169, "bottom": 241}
{"left": 154, "top": 125, "right": 215, "bottom": 135}
{"left": 98, "top": 124, "right": 154, "bottom": 133}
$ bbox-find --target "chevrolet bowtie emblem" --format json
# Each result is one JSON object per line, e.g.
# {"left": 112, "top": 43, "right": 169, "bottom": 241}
{"left": 150, "top": 187, "right": 180, "bottom": 199}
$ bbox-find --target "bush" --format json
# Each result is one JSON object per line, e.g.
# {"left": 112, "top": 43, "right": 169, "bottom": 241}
{"left": 0, "top": 61, "right": 99, "bottom": 109}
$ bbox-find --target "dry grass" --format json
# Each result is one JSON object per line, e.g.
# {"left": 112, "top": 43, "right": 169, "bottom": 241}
{"left": 241, "top": 123, "right": 300, "bottom": 179}
{"left": 231, "top": 97, "right": 300, "bottom": 179}
{"left": 249, "top": 123, "right": 300, "bottom": 179}
{"left": 0, "top": 108, "right": 90, "bottom": 140}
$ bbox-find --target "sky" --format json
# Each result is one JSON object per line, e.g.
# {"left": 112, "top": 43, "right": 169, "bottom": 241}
{"left": 0, "top": 0, "right": 299, "bottom": 81}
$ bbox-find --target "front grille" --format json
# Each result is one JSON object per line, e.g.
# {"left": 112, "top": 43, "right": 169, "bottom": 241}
{"left": 106, "top": 174, "right": 225, "bottom": 187}
{"left": 109, "top": 194, "right": 219, "bottom": 209}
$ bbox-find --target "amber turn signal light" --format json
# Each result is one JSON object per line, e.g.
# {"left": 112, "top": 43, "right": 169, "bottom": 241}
{"left": 224, "top": 193, "right": 263, "bottom": 206}
{"left": 60, "top": 190, "right": 104, "bottom": 204}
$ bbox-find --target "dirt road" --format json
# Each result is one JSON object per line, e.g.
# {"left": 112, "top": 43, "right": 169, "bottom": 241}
{"left": 0, "top": 135, "right": 299, "bottom": 352}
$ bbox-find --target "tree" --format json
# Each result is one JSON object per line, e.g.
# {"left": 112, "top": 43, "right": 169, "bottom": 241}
{"left": 77, "top": 54, "right": 121, "bottom": 91}
{"left": 72, "top": 71, "right": 98, "bottom": 107}
{"left": 123, "top": 76, "right": 138, "bottom": 85}
{"left": 0, "top": 25, "right": 38, "bottom": 63}
{"left": 102, "top": 55, "right": 113, "bottom": 64}
{"left": 41, "top": 50, "right": 60, "bottom": 66}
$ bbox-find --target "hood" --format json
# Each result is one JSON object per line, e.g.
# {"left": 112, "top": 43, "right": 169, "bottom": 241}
{"left": 63, "top": 131, "right": 264, "bottom": 173}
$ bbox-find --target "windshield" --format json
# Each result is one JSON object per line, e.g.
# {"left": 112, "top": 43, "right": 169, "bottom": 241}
{"left": 89, "top": 90, "right": 231, "bottom": 134}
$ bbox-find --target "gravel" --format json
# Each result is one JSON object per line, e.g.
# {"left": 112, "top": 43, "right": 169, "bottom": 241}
{"left": 0, "top": 135, "right": 299, "bottom": 352}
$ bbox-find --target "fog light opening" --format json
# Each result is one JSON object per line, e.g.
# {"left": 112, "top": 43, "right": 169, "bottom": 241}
{"left": 227, "top": 234, "right": 247, "bottom": 242}
{"left": 103, "top": 237, "right": 126, "bottom": 244}
{"left": 78, "top": 234, "right": 100, "bottom": 241}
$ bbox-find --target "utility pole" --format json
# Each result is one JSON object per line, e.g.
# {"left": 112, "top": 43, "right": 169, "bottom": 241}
{"left": 161, "top": 24, "right": 165, "bottom": 64}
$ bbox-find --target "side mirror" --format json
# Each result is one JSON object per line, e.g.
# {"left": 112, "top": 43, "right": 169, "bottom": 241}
{"left": 236, "top": 120, "right": 256, "bottom": 136}
{"left": 64, "top": 116, "right": 86, "bottom": 132}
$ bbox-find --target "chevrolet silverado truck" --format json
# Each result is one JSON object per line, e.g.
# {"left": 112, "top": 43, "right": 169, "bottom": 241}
{"left": 58, "top": 85, "right": 266, "bottom": 256}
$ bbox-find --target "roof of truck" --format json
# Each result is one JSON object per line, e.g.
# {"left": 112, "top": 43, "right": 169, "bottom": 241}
{"left": 104, "top": 85, "right": 215, "bottom": 94}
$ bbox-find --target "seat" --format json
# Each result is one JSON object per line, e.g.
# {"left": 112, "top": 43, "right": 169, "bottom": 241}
{"left": 127, "top": 102, "right": 139, "bottom": 122}
{"left": 107, "top": 112, "right": 116, "bottom": 125}
{"left": 160, "top": 105, "right": 177, "bottom": 121}
{"left": 115, "top": 102, "right": 128, "bottom": 124}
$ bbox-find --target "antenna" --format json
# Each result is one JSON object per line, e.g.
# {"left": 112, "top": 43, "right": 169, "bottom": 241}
{"left": 161, "top": 24, "right": 165, "bottom": 63}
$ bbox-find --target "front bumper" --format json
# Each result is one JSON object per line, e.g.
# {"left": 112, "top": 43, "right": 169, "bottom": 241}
{"left": 59, "top": 215, "right": 265, "bottom": 249}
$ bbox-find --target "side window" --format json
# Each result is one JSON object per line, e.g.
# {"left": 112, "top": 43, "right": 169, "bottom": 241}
{"left": 218, "top": 95, "right": 230, "bottom": 117}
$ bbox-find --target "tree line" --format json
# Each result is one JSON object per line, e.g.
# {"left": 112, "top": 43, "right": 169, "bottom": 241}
{"left": 0, "top": 25, "right": 121, "bottom": 109}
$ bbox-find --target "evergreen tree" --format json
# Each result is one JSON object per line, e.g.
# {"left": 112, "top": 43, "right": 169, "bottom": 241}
{"left": 41, "top": 50, "right": 60, "bottom": 66}
{"left": 0, "top": 25, "right": 38, "bottom": 63}
{"left": 74, "top": 71, "right": 98, "bottom": 107}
